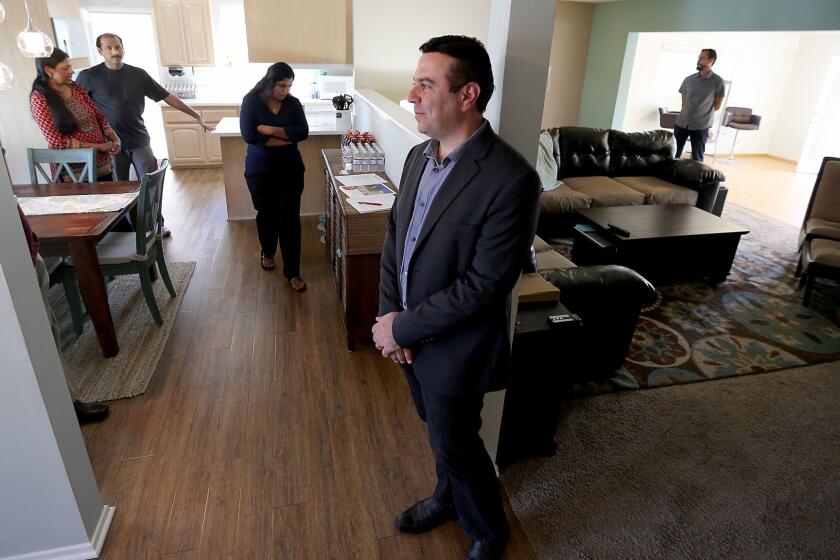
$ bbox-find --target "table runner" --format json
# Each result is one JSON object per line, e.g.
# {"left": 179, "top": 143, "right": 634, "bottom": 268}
{"left": 18, "top": 192, "right": 139, "bottom": 215}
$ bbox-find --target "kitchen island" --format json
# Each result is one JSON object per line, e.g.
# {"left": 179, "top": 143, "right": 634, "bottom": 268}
{"left": 211, "top": 116, "right": 343, "bottom": 219}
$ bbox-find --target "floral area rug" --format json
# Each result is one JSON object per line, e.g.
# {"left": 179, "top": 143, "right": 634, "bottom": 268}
{"left": 551, "top": 204, "right": 840, "bottom": 395}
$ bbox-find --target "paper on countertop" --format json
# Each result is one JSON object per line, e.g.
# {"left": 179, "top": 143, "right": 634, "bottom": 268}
{"left": 17, "top": 192, "right": 138, "bottom": 216}
{"left": 334, "top": 173, "right": 389, "bottom": 187}
{"left": 346, "top": 194, "right": 395, "bottom": 213}
{"left": 339, "top": 183, "right": 395, "bottom": 198}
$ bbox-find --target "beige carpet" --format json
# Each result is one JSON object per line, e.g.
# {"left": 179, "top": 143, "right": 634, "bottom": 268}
{"left": 501, "top": 361, "right": 840, "bottom": 559}
{"left": 49, "top": 261, "right": 194, "bottom": 402}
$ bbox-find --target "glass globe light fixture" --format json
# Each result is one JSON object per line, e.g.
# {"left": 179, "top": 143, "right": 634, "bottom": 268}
{"left": 17, "top": 0, "right": 54, "bottom": 58}
{"left": 0, "top": 2, "right": 7, "bottom": 24}
{"left": 0, "top": 62, "right": 14, "bottom": 91}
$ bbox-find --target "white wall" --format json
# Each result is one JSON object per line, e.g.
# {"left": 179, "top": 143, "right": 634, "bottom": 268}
{"left": 0, "top": 268, "right": 93, "bottom": 560}
{"left": 620, "top": 31, "right": 801, "bottom": 155}
{"left": 541, "top": 0, "right": 594, "bottom": 128}
{"left": 0, "top": 0, "right": 52, "bottom": 183}
{"left": 0, "top": 153, "right": 106, "bottom": 559}
{"left": 770, "top": 32, "right": 840, "bottom": 161}
{"left": 353, "top": 0, "right": 492, "bottom": 103}
{"left": 487, "top": 0, "right": 555, "bottom": 167}
{"left": 353, "top": 89, "right": 424, "bottom": 188}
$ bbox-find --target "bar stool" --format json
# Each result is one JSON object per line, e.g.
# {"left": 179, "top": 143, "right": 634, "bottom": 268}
{"left": 722, "top": 107, "right": 761, "bottom": 161}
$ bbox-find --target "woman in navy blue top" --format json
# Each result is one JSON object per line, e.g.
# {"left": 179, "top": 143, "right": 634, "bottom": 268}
{"left": 240, "top": 62, "right": 309, "bottom": 291}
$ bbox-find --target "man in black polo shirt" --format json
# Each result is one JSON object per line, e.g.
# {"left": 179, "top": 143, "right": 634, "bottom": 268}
{"left": 674, "top": 48, "right": 726, "bottom": 162}
{"left": 77, "top": 33, "right": 212, "bottom": 236}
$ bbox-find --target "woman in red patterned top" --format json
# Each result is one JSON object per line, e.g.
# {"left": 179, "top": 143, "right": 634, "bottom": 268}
{"left": 30, "top": 48, "right": 121, "bottom": 181}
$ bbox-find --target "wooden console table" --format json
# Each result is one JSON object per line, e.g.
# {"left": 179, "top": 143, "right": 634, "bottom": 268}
{"left": 322, "top": 149, "right": 396, "bottom": 350}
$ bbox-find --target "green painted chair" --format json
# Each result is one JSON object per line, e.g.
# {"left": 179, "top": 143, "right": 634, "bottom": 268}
{"left": 27, "top": 147, "right": 96, "bottom": 184}
{"left": 62, "top": 160, "right": 175, "bottom": 331}
{"left": 27, "top": 147, "right": 97, "bottom": 334}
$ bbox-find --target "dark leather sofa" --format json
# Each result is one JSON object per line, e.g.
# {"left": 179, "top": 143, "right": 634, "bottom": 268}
{"left": 539, "top": 126, "right": 727, "bottom": 236}
{"left": 497, "top": 236, "right": 656, "bottom": 467}
{"left": 529, "top": 235, "right": 656, "bottom": 380}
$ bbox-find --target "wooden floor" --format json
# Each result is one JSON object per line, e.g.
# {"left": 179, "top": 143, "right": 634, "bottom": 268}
{"left": 708, "top": 155, "right": 816, "bottom": 227}
{"left": 83, "top": 168, "right": 535, "bottom": 559}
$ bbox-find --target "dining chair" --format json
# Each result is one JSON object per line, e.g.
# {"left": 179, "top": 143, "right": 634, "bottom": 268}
{"left": 27, "top": 148, "right": 96, "bottom": 184}
{"left": 795, "top": 156, "right": 840, "bottom": 305}
{"left": 658, "top": 107, "right": 679, "bottom": 130}
{"left": 62, "top": 160, "right": 175, "bottom": 331}
{"left": 28, "top": 148, "right": 97, "bottom": 332}
{"left": 798, "top": 156, "right": 840, "bottom": 245}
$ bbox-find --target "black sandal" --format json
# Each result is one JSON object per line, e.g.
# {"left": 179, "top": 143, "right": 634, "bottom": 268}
{"left": 260, "top": 252, "right": 275, "bottom": 271}
{"left": 289, "top": 276, "right": 307, "bottom": 292}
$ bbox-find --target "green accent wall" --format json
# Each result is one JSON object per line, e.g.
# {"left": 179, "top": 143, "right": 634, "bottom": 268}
{"left": 578, "top": 0, "right": 840, "bottom": 128}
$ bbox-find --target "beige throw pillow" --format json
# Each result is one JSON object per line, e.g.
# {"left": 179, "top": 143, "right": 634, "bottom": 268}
{"left": 537, "top": 131, "right": 563, "bottom": 191}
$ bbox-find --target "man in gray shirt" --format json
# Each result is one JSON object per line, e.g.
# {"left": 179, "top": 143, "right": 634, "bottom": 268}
{"left": 77, "top": 33, "right": 212, "bottom": 236}
{"left": 675, "top": 48, "right": 725, "bottom": 162}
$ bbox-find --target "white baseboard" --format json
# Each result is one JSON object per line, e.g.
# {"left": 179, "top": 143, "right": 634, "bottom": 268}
{"left": 90, "top": 505, "right": 116, "bottom": 556}
{"left": 1, "top": 543, "right": 96, "bottom": 560}
{"left": 2, "top": 505, "right": 115, "bottom": 560}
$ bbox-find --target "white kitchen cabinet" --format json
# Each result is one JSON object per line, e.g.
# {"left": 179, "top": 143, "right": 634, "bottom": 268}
{"left": 166, "top": 124, "right": 205, "bottom": 166}
{"left": 200, "top": 107, "right": 236, "bottom": 163}
{"left": 153, "top": 0, "right": 214, "bottom": 67}
{"left": 154, "top": 0, "right": 187, "bottom": 66}
{"left": 180, "top": 0, "right": 214, "bottom": 66}
{"left": 163, "top": 105, "right": 238, "bottom": 168}
{"left": 243, "top": 0, "right": 352, "bottom": 64}
{"left": 203, "top": 132, "right": 224, "bottom": 163}
{"left": 47, "top": 0, "right": 80, "bottom": 19}
{"left": 200, "top": 108, "right": 237, "bottom": 124}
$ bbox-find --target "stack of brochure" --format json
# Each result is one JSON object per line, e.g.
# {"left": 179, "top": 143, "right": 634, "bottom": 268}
{"left": 335, "top": 173, "right": 396, "bottom": 213}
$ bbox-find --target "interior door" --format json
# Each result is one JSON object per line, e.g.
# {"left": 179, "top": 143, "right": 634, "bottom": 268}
{"left": 797, "top": 56, "right": 840, "bottom": 173}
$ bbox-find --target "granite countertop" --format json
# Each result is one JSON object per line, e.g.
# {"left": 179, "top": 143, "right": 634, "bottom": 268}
{"left": 211, "top": 116, "right": 344, "bottom": 137}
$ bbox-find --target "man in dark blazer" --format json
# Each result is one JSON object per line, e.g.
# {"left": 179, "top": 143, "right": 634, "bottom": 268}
{"left": 372, "top": 35, "right": 541, "bottom": 560}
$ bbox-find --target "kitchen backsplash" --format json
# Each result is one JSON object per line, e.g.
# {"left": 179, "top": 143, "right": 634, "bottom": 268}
{"left": 188, "top": 64, "right": 351, "bottom": 102}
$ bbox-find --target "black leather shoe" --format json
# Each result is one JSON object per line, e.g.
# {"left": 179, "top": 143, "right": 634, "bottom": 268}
{"left": 395, "top": 497, "right": 457, "bottom": 534}
{"left": 73, "top": 400, "right": 109, "bottom": 424}
{"left": 465, "top": 538, "right": 507, "bottom": 560}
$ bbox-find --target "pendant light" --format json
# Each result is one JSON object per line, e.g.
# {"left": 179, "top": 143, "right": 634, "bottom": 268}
{"left": 17, "top": 0, "right": 54, "bottom": 58}
{"left": 0, "top": 3, "right": 6, "bottom": 24}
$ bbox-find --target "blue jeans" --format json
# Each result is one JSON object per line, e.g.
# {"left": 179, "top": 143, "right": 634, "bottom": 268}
{"left": 674, "top": 125, "right": 710, "bottom": 162}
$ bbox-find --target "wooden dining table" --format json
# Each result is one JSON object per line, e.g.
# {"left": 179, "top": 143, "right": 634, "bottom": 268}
{"left": 14, "top": 180, "right": 141, "bottom": 358}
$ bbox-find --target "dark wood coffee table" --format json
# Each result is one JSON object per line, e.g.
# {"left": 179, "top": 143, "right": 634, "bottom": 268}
{"left": 572, "top": 205, "right": 749, "bottom": 283}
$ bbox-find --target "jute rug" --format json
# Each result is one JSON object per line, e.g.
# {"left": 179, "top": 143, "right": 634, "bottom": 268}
{"left": 549, "top": 203, "right": 840, "bottom": 396}
{"left": 49, "top": 261, "right": 195, "bottom": 402}
{"left": 500, "top": 360, "right": 840, "bottom": 559}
